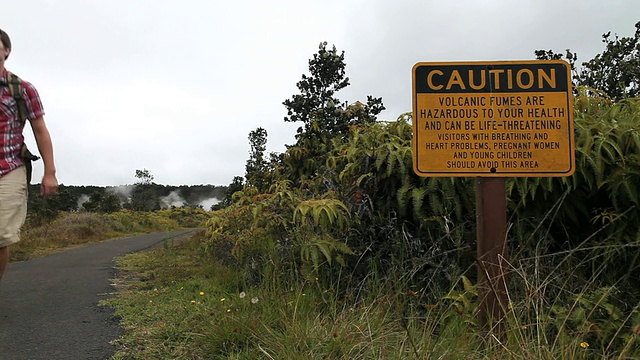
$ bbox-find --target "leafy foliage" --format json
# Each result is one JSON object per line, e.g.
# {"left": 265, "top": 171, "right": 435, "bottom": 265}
{"left": 204, "top": 182, "right": 355, "bottom": 286}
{"left": 214, "top": 176, "right": 244, "bottom": 209}
{"left": 293, "top": 197, "right": 353, "bottom": 271}
{"left": 129, "top": 168, "right": 159, "bottom": 211}
{"left": 324, "top": 116, "right": 476, "bottom": 288}
{"left": 507, "top": 91, "right": 640, "bottom": 292}
{"left": 82, "top": 191, "right": 121, "bottom": 213}
{"left": 282, "top": 42, "right": 385, "bottom": 182}
{"left": 157, "top": 207, "right": 211, "bottom": 228}
{"left": 27, "top": 183, "right": 224, "bottom": 217}
{"left": 205, "top": 37, "right": 640, "bottom": 310}
{"left": 547, "top": 286, "right": 633, "bottom": 351}
{"left": 283, "top": 42, "right": 352, "bottom": 133}
{"left": 245, "top": 127, "right": 269, "bottom": 192}
{"left": 536, "top": 21, "right": 640, "bottom": 101}
{"left": 577, "top": 22, "right": 640, "bottom": 100}
{"left": 109, "top": 32, "right": 640, "bottom": 358}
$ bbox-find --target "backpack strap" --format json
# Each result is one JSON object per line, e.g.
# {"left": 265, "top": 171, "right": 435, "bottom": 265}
{"left": 7, "top": 71, "right": 29, "bottom": 123}
{"left": 4, "top": 71, "right": 40, "bottom": 184}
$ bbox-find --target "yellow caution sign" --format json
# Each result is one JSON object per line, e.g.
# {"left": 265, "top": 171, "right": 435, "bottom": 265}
{"left": 412, "top": 60, "right": 575, "bottom": 177}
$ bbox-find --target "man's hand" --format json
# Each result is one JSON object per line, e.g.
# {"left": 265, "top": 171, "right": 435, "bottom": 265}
{"left": 41, "top": 173, "right": 58, "bottom": 197}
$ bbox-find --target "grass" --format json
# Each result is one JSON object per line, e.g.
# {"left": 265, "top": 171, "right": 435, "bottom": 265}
{"left": 12, "top": 208, "right": 207, "bottom": 262}
{"left": 15, "top": 209, "right": 638, "bottom": 358}
{"left": 12, "top": 213, "right": 133, "bottom": 261}
{"left": 102, "top": 232, "right": 640, "bottom": 359}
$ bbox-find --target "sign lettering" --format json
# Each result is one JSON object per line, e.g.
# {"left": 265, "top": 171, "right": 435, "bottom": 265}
{"left": 412, "top": 61, "right": 575, "bottom": 177}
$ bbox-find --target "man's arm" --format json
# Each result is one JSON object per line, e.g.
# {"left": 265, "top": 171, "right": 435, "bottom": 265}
{"left": 30, "top": 116, "right": 58, "bottom": 196}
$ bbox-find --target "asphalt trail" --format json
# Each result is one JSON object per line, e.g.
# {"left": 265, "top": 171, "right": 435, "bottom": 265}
{"left": 0, "top": 230, "right": 196, "bottom": 360}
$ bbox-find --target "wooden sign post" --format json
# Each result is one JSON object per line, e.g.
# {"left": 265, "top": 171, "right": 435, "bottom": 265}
{"left": 475, "top": 176, "right": 507, "bottom": 333}
{"left": 411, "top": 60, "right": 574, "bottom": 335}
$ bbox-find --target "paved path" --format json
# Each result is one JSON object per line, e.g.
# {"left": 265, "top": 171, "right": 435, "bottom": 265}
{"left": 0, "top": 230, "right": 196, "bottom": 360}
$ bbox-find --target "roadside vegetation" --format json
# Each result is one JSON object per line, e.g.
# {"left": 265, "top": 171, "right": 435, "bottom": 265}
{"left": 12, "top": 207, "right": 210, "bottom": 262}
{"left": 103, "top": 87, "right": 640, "bottom": 358}
{"left": 30, "top": 22, "right": 640, "bottom": 359}
{"left": 105, "top": 232, "right": 639, "bottom": 359}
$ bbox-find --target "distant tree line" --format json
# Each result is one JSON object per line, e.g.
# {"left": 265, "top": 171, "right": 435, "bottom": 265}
{"left": 26, "top": 169, "right": 227, "bottom": 225}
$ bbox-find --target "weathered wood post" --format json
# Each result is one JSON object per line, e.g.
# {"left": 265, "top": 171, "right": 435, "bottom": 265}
{"left": 476, "top": 177, "right": 508, "bottom": 334}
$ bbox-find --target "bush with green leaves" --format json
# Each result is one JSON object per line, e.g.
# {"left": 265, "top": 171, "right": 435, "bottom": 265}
{"left": 204, "top": 182, "right": 354, "bottom": 288}
{"left": 507, "top": 90, "right": 640, "bottom": 295}
{"left": 206, "top": 36, "right": 640, "bottom": 324}
{"left": 155, "top": 206, "right": 211, "bottom": 228}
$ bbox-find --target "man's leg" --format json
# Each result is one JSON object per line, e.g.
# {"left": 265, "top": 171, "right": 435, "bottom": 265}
{"left": 0, "top": 167, "right": 28, "bottom": 283}
{"left": 0, "top": 246, "right": 8, "bottom": 282}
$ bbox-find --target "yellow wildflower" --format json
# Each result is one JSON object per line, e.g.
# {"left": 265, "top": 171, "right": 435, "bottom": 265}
{"left": 199, "top": 291, "right": 205, "bottom": 296}
{"left": 220, "top": 298, "right": 226, "bottom": 302}
{"left": 190, "top": 300, "right": 196, "bottom": 305}
{"left": 580, "top": 342, "right": 589, "bottom": 349}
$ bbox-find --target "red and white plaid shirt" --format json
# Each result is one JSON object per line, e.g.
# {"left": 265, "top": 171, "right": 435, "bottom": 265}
{"left": 0, "top": 69, "right": 45, "bottom": 177}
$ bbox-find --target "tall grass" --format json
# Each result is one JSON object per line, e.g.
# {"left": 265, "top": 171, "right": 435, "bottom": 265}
{"left": 104, "top": 222, "right": 639, "bottom": 359}
{"left": 105, "top": 92, "right": 640, "bottom": 358}
{"left": 12, "top": 208, "right": 210, "bottom": 262}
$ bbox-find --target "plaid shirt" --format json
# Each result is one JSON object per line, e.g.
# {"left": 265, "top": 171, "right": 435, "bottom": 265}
{"left": 0, "top": 69, "right": 45, "bottom": 177}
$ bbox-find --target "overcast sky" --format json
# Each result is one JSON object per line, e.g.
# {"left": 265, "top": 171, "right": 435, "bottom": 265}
{"left": 2, "top": 0, "right": 638, "bottom": 186}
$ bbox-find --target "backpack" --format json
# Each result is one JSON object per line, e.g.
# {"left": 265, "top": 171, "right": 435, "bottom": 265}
{"left": 4, "top": 71, "right": 40, "bottom": 183}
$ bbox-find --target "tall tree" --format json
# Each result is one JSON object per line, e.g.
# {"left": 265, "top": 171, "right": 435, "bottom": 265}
{"left": 536, "top": 21, "right": 640, "bottom": 101}
{"left": 130, "top": 168, "right": 157, "bottom": 211}
{"left": 284, "top": 42, "right": 384, "bottom": 140}
{"left": 245, "top": 127, "right": 269, "bottom": 192}
{"left": 577, "top": 21, "right": 640, "bottom": 100}
{"left": 214, "top": 176, "right": 245, "bottom": 209}
{"left": 134, "top": 168, "right": 154, "bottom": 185}
{"left": 43, "top": 187, "right": 78, "bottom": 212}
{"left": 82, "top": 191, "right": 122, "bottom": 213}
{"left": 284, "top": 42, "right": 350, "bottom": 138}
{"left": 282, "top": 42, "right": 385, "bottom": 181}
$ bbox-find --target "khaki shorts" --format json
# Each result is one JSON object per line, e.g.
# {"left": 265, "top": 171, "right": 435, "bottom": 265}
{"left": 0, "top": 166, "right": 27, "bottom": 247}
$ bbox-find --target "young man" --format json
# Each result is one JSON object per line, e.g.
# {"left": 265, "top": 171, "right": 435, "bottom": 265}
{"left": 0, "top": 29, "right": 58, "bottom": 282}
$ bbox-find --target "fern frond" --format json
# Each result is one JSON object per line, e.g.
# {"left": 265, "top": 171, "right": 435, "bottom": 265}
{"left": 397, "top": 183, "right": 413, "bottom": 216}
{"left": 411, "top": 187, "right": 427, "bottom": 217}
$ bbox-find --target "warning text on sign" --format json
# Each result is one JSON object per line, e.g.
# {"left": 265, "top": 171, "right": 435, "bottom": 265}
{"left": 412, "top": 61, "right": 575, "bottom": 177}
